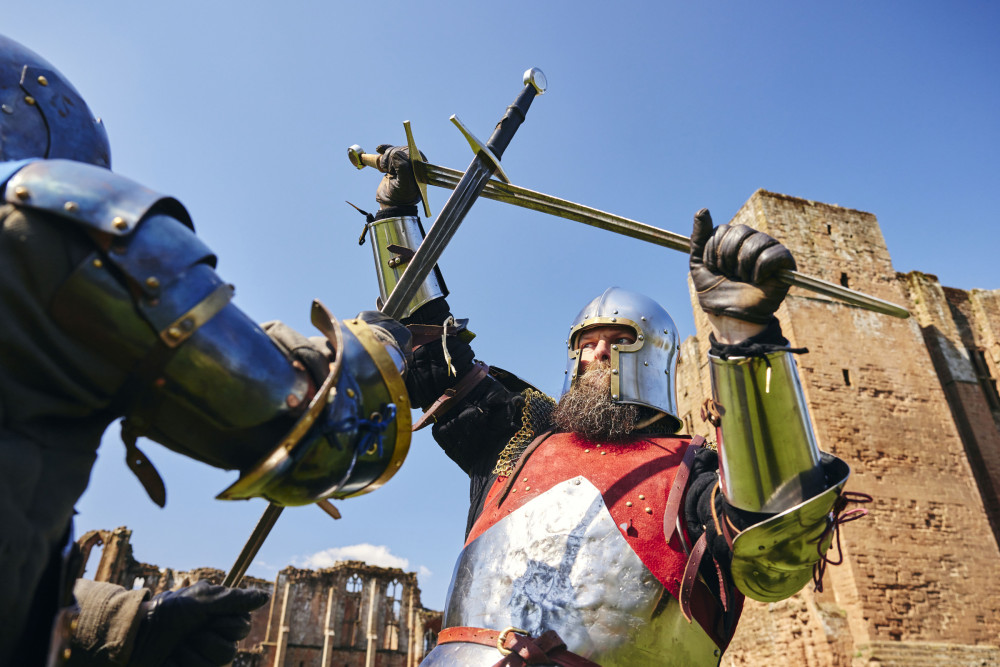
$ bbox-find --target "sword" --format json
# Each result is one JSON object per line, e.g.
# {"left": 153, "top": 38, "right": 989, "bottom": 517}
{"left": 346, "top": 153, "right": 910, "bottom": 320}
{"left": 221, "top": 68, "right": 547, "bottom": 591}
{"left": 355, "top": 67, "right": 547, "bottom": 320}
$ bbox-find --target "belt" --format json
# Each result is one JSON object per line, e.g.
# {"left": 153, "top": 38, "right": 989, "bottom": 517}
{"left": 436, "top": 626, "right": 603, "bottom": 667}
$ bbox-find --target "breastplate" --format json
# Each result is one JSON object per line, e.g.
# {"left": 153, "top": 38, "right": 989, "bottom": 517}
{"left": 420, "top": 476, "right": 722, "bottom": 667}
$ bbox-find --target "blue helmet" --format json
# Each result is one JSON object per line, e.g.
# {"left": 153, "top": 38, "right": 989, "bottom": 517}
{"left": 0, "top": 34, "right": 110, "bottom": 167}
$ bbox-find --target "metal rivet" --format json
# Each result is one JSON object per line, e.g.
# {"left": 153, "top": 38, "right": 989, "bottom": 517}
{"left": 37, "top": 75, "right": 49, "bottom": 86}
{"left": 145, "top": 276, "right": 160, "bottom": 289}
{"left": 664, "top": 329, "right": 669, "bottom": 334}
{"left": 62, "top": 648, "right": 71, "bottom": 660}
{"left": 92, "top": 258, "right": 103, "bottom": 268}
{"left": 346, "top": 388, "right": 356, "bottom": 398}
{"left": 639, "top": 494, "right": 645, "bottom": 500}
{"left": 112, "top": 216, "right": 128, "bottom": 231}
{"left": 512, "top": 488, "right": 517, "bottom": 493}
{"left": 641, "top": 316, "right": 646, "bottom": 321}
{"left": 613, "top": 309, "right": 618, "bottom": 314}
{"left": 611, "top": 344, "right": 618, "bottom": 351}
{"left": 24, "top": 95, "right": 36, "bottom": 105}
{"left": 70, "top": 618, "right": 79, "bottom": 632}
{"left": 180, "top": 318, "right": 194, "bottom": 331}
{"left": 644, "top": 361, "right": 649, "bottom": 366}
{"left": 611, "top": 369, "right": 618, "bottom": 375}
{"left": 64, "top": 201, "right": 79, "bottom": 213}
{"left": 645, "top": 507, "right": 652, "bottom": 514}
{"left": 13, "top": 186, "right": 30, "bottom": 200}
{"left": 600, "top": 451, "right": 606, "bottom": 456}
{"left": 611, "top": 317, "right": 617, "bottom": 323}
{"left": 714, "top": 649, "right": 721, "bottom": 657}
{"left": 525, "top": 486, "right": 530, "bottom": 491}
{"left": 665, "top": 369, "right": 669, "bottom": 374}
{"left": 626, "top": 501, "right": 633, "bottom": 507}
{"left": 638, "top": 335, "right": 644, "bottom": 340}
{"left": 1, "top": 104, "right": 12, "bottom": 114}
{"left": 167, "top": 326, "right": 182, "bottom": 339}
{"left": 612, "top": 394, "right": 619, "bottom": 399}
{"left": 584, "top": 449, "right": 590, "bottom": 453}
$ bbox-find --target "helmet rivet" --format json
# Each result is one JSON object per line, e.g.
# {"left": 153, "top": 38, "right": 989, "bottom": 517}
{"left": 638, "top": 335, "right": 644, "bottom": 340}
{"left": 611, "top": 345, "right": 618, "bottom": 351}
{"left": 346, "top": 388, "right": 356, "bottom": 398}
{"left": 24, "top": 95, "right": 36, "bottom": 106}
{"left": 180, "top": 318, "right": 195, "bottom": 331}
{"left": 612, "top": 394, "right": 619, "bottom": 399}
{"left": 145, "top": 276, "right": 160, "bottom": 289}
{"left": 663, "top": 329, "right": 669, "bottom": 334}
{"left": 167, "top": 325, "right": 183, "bottom": 339}
{"left": 64, "top": 201, "right": 79, "bottom": 213}
{"left": 13, "top": 186, "right": 30, "bottom": 200}
{"left": 564, "top": 370, "right": 568, "bottom": 374}
{"left": 92, "top": 259, "right": 103, "bottom": 269}
{"left": 665, "top": 369, "right": 669, "bottom": 374}
{"left": 37, "top": 75, "right": 49, "bottom": 86}
{"left": 112, "top": 216, "right": 128, "bottom": 231}
{"left": 1, "top": 104, "right": 12, "bottom": 114}
{"left": 641, "top": 316, "right": 646, "bottom": 321}
{"left": 644, "top": 361, "right": 649, "bottom": 366}
{"left": 613, "top": 309, "right": 618, "bottom": 314}
{"left": 611, "top": 317, "right": 617, "bottom": 323}
{"left": 611, "top": 369, "right": 618, "bottom": 375}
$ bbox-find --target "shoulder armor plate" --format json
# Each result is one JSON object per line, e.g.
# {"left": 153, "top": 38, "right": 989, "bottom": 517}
{"left": 3, "top": 159, "right": 192, "bottom": 235}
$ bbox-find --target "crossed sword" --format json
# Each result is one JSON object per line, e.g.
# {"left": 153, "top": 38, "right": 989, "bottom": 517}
{"left": 224, "top": 68, "right": 908, "bottom": 593}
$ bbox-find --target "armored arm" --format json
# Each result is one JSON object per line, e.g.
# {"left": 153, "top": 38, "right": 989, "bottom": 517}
{"left": 6, "top": 159, "right": 411, "bottom": 506}
{"left": 689, "top": 209, "right": 853, "bottom": 602}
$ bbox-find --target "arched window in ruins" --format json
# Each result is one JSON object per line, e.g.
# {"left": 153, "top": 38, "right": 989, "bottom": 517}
{"left": 341, "top": 574, "right": 363, "bottom": 647}
{"left": 383, "top": 579, "right": 403, "bottom": 650}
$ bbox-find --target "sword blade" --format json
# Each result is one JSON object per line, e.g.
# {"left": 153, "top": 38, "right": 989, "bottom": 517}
{"left": 416, "top": 161, "right": 910, "bottom": 319}
{"left": 380, "top": 154, "right": 495, "bottom": 320}
{"left": 222, "top": 502, "right": 284, "bottom": 588}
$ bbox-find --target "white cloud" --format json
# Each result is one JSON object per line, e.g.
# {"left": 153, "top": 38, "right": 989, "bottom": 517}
{"left": 296, "top": 543, "right": 414, "bottom": 572}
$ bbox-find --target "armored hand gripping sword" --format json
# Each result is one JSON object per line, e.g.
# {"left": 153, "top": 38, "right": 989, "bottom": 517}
{"left": 348, "top": 145, "right": 910, "bottom": 320}
{"left": 221, "top": 68, "right": 546, "bottom": 590}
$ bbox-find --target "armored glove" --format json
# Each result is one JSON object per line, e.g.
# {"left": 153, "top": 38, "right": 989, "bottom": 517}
{"left": 689, "top": 208, "right": 796, "bottom": 324}
{"left": 129, "top": 581, "right": 269, "bottom": 667}
{"left": 375, "top": 144, "right": 425, "bottom": 208}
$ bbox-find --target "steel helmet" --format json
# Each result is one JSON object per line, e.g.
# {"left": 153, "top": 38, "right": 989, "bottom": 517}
{"left": 563, "top": 287, "right": 681, "bottom": 433}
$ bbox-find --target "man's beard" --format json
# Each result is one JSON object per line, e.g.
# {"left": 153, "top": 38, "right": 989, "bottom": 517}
{"left": 552, "top": 360, "right": 640, "bottom": 441}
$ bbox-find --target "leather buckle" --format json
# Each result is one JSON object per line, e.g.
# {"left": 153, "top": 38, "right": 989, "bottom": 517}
{"left": 496, "top": 626, "right": 528, "bottom": 656}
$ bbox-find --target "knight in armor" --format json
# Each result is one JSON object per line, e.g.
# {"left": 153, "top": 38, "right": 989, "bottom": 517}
{"left": 0, "top": 35, "right": 412, "bottom": 666}
{"left": 364, "top": 146, "right": 857, "bottom": 666}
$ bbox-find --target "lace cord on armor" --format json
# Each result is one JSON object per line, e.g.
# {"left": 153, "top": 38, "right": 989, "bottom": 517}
{"left": 811, "top": 491, "right": 873, "bottom": 592}
{"left": 492, "top": 389, "right": 556, "bottom": 477}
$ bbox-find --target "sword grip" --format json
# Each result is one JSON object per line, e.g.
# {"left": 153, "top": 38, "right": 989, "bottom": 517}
{"left": 487, "top": 68, "right": 546, "bottom": 159}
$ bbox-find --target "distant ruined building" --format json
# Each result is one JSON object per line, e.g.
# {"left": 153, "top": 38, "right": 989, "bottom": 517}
{"left": 78, "top": 189, "right": 1000, "bottom": 666}
{"left": 78, "top": 527, "right": 442, "bottom": 667}
{"left": 676, "top": 190, "right": 1000, "bottom": 666}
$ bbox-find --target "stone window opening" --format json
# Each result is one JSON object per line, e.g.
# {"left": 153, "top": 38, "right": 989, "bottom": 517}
{"left": 969, "top": 347, "right": 1000, "bottom": 411}
{"left": 840, "top": 272, "right": 849, "bottom": 288}
{"left": 342, "top": 574, "right": 363, "bottom": 648}
{"left": 383, "top": 579, "right": 403, "bottom": 651}
{"left": 843, "top": 369, "right": 852, "bottom": 386}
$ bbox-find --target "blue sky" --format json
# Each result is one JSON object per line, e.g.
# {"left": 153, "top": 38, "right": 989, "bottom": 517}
{"left": 6, "top": 2, "right": 998, "bottom": 609}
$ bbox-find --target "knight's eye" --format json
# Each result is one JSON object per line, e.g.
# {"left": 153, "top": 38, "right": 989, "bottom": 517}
{"left": 581, "top": 341, "right": 596, "bottom": 349}
{"left": 616, "top": 337, "right": 632, "bottom": 345}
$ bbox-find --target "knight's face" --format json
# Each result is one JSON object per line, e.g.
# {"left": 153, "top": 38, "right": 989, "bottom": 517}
{"left": 575, "top": 325, "right": 636, "bottom": 374}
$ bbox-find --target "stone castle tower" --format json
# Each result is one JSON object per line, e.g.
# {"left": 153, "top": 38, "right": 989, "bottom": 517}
{"left": 675, "top": 190, "right": 1000, "bottom": 666}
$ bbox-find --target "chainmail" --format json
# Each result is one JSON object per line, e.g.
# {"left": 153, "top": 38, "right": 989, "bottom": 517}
{"left": 492, "top": 388, "right": 556, "bottom": 477}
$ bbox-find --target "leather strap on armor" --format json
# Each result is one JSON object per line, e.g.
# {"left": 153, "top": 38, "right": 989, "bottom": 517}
{"left": 663, "top": 435, "right": 704, "bottom": 545}
{"left": 436, "top": 627, "right": 602, "bottom": 667}
{"left": 412, "top": 360, "right": 490, "bottom": 431}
